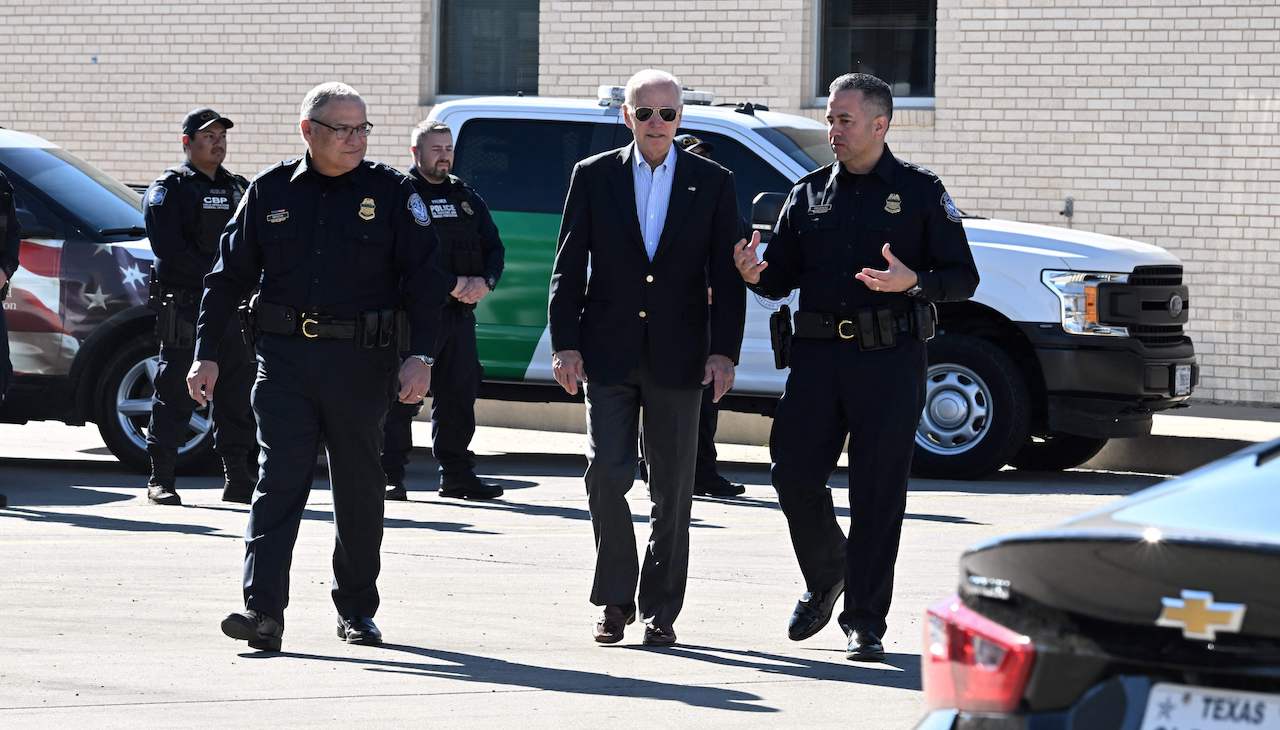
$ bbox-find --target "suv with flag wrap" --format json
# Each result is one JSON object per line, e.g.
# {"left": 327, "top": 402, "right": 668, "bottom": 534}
{"left": 426, "top": 89, "right": 1199, "bottom": 478}
{"left": 0, "top": 128, "right": 213, "bottom": 472}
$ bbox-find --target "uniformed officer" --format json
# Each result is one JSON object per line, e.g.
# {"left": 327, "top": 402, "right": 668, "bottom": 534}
{"left": 734, "top": 73, "right": 979, "bottom": 662}
{"left": 382, "top": 120, "right": 505, "bottom": 501}
{"left": 0, "top": 170, "right": 19, "bottom": 511}
{"left": 187, "top": 82, "right": 446, "bottom": 651}
{"left": 142, "top": 108, "right": 256, "bottom": 506}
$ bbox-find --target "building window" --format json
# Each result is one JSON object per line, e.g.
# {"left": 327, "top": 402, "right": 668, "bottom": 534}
{"left": 819, "top": 0, "right": 935, "bottom": 100}
{"left": 438, "top": 0, "right": 539, "bottom": 96}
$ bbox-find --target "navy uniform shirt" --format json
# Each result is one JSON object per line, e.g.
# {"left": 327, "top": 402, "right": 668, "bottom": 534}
{"left": 0, "top": 170, "right": 20, "bottom": 285}
{"left": 408, "top": 167, "right": 504, "bottom": 293}
{"left": 143, "top": 161, "right": 248, "bottom": 291}
{"left": 751, "top": 146, "right": 979, "bottom": 312}
{"left": 195, "top": 154, "right": 445, "bottom": 360}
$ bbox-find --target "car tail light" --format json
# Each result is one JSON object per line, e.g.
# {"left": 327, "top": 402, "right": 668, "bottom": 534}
{"left": 922, "top": 595, "right": 1035, "bottom": 713}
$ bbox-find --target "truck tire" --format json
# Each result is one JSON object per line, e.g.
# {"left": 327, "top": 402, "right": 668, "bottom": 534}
{"left": 1010, "top": 434, "right": 1109, "bottom": 472}
{"left": 912, "top": 334, "right": 1030, "bottom": 480}
{"left": 94, "top": 333, "right": 217, "bottom": 474}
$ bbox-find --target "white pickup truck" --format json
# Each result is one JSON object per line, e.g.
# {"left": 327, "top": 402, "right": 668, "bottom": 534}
{"left": 428, "top": 88, "right": 1197, "bottom": 479}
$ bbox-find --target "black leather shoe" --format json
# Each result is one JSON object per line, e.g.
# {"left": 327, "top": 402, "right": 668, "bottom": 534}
{"left": 221, "top": 454, "right": 255, "bottom": 504}
{"left": 845, "top": 628, "right": 886, "bottom": 662}
{"left": 787, "top": 579, "right": 844, "bottom": 641}
{"left": 694, "top": 477, "right": 746, "bottom": 497}
{"left": 147, "top": 480, "right": 182, "bottom": 506}
{"left": 337, "top": 615, "right": 383, "bottom": 645}
{"left": 593, "top": 604, "right": 636, "bottom": 644}
{"left": 439, "top": 475, "right": 503, "bottom": 500}
{"left": 221, "top": 609, "right": 283, "bottom": 652}
{"left": 384, "top": 484, "right": 408, "bottom": 501}
{"left": 642, "top": 623, "right": 677, "bottom": 646}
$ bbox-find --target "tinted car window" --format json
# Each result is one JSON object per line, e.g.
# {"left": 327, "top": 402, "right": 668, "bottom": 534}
{"left": 9, "top": 183, "right": 67, "bottom": 238}
{"left": 0, "top": 147, "right": 142, "bottom": 238}
{"left": 454, "top": 119, "right": 603, "bottom": 214}
{"left": 679, "top": 130, "right": 792, "bottom": 220}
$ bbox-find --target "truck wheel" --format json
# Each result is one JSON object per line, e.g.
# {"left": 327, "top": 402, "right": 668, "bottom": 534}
{"left": 912, "top": 334, "right": 1030, "bottom": 480}
{"left": 94, "top": 333, "right": 216, "bottom": 474}
{"left": 1010, "top": 434, "right": 1108, "bottom": 472}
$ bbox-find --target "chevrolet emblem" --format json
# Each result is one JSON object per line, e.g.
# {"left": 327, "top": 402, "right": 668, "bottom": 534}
{"left": 1155, "top": 589, "right": 1245, "bottom": 641}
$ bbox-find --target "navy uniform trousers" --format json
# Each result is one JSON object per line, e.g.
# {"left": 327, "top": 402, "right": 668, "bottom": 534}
{"left": 147, "top": 304, "right": 255, "bottom": 458}
{"left": 382, "top": 303, "right": 480, "bottom": 483}
{"left": 770, "top": 336, "right": 926, "bottom": 639}
{"left": 244, "top": 334, "right": 399, "bottom": 622}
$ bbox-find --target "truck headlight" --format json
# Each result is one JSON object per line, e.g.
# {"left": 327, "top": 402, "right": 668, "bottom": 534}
{"left": 1041, "top": 270, "right": 1130, "bottom": 336}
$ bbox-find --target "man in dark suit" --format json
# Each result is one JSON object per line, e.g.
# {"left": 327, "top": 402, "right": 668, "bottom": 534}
{"left": 549, "top": 69, "right": 746, "bottom": 647}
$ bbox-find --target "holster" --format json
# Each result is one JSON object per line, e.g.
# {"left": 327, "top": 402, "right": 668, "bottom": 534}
{"left": 769, "top": 304, "right": 793, "bottom": 369}
{"left": 914, "top": 300, "right": 937, "bottom": 342}
{"left": 238, "top": 293, "right": 258, "bottom": 349}
{"left": 154, "top": 299, "right": 195, "bottom": 348}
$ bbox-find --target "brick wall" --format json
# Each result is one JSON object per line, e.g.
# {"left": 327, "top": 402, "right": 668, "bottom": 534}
{"left": 1, "top": 0, "right": 1275, "bottom": 403}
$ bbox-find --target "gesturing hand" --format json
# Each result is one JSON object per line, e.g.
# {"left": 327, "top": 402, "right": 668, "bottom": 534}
{"left": 733, "top": 231, "right": 768, "bottom": 285}
{"left": 855, "top": 243, "right": 918, "bottom": 293}
{"left": 702, "top": 354, "right": 735, "bottom": 403}
{"left": 552, "top": 349, "right": 585, "bottom": 396}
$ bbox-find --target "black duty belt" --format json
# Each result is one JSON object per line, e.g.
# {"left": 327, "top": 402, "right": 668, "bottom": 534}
{"left": 793, "top": 304, "right": 934, "bottom": 350}
{"left": 252, "top": 300, "right": 408, "bottom": 349}
{"left": 153, "top": 286, "right": 201, "bottom": 307}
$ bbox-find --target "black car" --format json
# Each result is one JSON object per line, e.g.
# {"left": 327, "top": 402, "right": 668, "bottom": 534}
{"left": 918, "top": 439, "right": 1280, "bottom": 729}
{"left": 0, "top": 127, "right": 215, "bottom": 472}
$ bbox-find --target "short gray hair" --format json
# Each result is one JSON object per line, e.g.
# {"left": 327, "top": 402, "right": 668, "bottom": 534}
{"left": 829, "top": 73, "right": 893, "bottom": 122}
{"left": 624, "top": 69, "right": 683, "bottom": 108}
{"left": 299, "top": 82, "right": 364, "bottom": 121}
{"left": 411, "top": 120, "right": 451, "bottom": 148}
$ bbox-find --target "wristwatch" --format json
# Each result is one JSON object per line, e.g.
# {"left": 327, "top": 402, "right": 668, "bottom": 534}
{"left": 409, "top": 354, "right": 435, "bottom": 367}
{"left": 486, "top": 276, "right": 498, "bottom": 291}
{"left": 905, "top": 282, "right": 924, "bottom": 298}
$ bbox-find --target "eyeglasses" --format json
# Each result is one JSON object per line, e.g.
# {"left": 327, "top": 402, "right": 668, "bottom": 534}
{"left": 631, "top": 106, "right": 679, "bottom": 123}
{"left": 308, "top": 118, "right": 374, "bottom": 140}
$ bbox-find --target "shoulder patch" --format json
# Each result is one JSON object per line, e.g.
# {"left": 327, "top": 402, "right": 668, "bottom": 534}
{"left": 147, "top": 185, "right": 168, "bottom": 206}
{"left": 408, "top": 192, "right": 431, "bottom": 226}
{"left": 941, "top": 191, "right": 962, "bottom": 223}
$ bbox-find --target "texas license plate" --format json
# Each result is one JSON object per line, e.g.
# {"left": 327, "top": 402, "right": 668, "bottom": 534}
{"left": 1173, "top": 364, "right": 1192, "bottom": 395}
{"left": 1140, "top": 683, "right": 1280, "bottom": 730}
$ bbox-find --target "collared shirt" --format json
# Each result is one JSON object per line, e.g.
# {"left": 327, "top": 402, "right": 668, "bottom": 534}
{"left": 632, "top": 143, "right": 676, "bottom": 261}
{"left": 195, "top": 153, "right": 446, "bottom": 360}
{"left": 750, "top": 145, "right": 978, "bottom": 313}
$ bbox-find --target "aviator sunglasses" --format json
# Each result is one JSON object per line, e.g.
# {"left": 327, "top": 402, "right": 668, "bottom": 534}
{"left": 631, "top": 106, "right": 679, "bottom": 122}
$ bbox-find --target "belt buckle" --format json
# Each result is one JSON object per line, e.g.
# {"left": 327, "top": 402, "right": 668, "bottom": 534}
{"left": 837, "top": 319, "right": 857, "bottom": 340}
{"left": 301, "top": 316, "right": 319, "bottom": 339}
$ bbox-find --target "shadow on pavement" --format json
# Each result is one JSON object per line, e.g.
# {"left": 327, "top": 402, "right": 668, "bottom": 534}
{"left": 0, "top": 505, "right": 235, "bottom": 538}
{"left": 624, "top": 644, "right": 922, "bottom": 691}
{"left": 246, "top": 644, "right": 776, "bottom": 713}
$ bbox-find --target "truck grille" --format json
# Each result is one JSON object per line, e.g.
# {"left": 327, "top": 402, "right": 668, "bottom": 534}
{"left": 1128, "top": 265, "right": 1183, "bottom": 287}
{"left": 1098, "top": 266, "right": 1190, "bottom": 347}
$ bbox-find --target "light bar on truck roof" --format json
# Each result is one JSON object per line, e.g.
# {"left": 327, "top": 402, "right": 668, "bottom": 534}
{"left": 596, "top": 85, "right": 715, "bottom": 107}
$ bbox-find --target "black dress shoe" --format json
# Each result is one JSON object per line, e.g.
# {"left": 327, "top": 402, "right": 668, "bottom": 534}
{"left": 337, "top": 615, "right": 383, "bottom": 645}
{"left": 787, "top": 579, "right": 845, "bottom": 641}
{"left": 147, "top": 481, "right": 182, "bottom": 506}
{"left": 221, "top": 480, "right": 253, "bottom": 505}
{"left": 221, "top": 609, "right": 283, "bottom": 652}
{"left": 439, "top": 475, "right": 503, "bottom": 500}
{"left": 642, "top": 623, "right": 677, "bottom": 646}
{"left": 845, "top": 628, "right": 885, "bottom": 662}
{"left": 694, "top": 477, "right": 746, "bottom": 497}
{"left": 593, "top": 604, "right": 636, "bottom": 644}
{"left": 384, "top": 484, "right": 408, "bottom": 501}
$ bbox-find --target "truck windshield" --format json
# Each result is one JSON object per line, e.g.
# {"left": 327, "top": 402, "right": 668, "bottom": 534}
{"left": 757, "top": 126, "right": 833, "bottom": 172}
{"left": 0, "top": 146, "right": 143, "bottom": 237}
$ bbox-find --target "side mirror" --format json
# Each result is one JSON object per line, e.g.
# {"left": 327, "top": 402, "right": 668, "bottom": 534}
{"left": 751, "top": 192, "right": 785, "bottom": 244}
{"left": 15, "top": 208, "right": 56, "bottom": 239}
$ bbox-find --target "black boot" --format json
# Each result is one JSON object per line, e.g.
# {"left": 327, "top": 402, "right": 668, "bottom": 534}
{"left": 221, "top": 452, "right": 255, "bottom": 504}
{"left": 146, "top": 446, "right": 181, "bottom": 506}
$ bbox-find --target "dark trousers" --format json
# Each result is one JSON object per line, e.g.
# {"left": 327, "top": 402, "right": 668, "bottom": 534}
{"left": 0, "top": 304, "right": 10, "bottom": 403}
{"left": 770, "top": 337, "right": 926, "bottom": 639}
{"left": 639, "top": 386, "right": 726, "bottom": 486}
{"left": 243, "top": 334, "right": 398, "bottom": 622}
{"left": 382, "top": 305, "right": 480, "bottom": 483}
{"left": 147, "top": 309, "right": 255, "bottom": 458}
{"left": 584, "top": 364, "right": 701, "bottom": 627}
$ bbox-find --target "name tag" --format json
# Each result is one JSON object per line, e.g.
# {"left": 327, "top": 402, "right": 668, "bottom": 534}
{"left": 808, "top": 204, "right": 832, "bottom": 215}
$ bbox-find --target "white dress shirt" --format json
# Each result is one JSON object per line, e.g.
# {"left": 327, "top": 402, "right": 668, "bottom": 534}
{"left": 632, "top": 143, "right": 677, "bottom": 261}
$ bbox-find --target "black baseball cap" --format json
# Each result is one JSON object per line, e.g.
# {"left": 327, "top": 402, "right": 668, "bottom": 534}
{"left": 674, "top": 133, "right": 713, "bottom": 155}
{"left": 182, "top": 108, "right": 234, "bottom": 136}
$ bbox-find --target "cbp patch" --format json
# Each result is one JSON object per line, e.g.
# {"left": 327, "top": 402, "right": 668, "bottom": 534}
{"left": 941, "top": 191, "right": 962, "bottom": 223}
{"left": 408, "top": 192, "right": 431, "bottom": 227}
{"left": 147, "top": 186, "right": 167, "bottom": 206}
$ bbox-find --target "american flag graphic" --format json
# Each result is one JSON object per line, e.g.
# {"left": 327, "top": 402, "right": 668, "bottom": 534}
{"left": 6, "top": 237, "right": 154, "bottom": 376}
